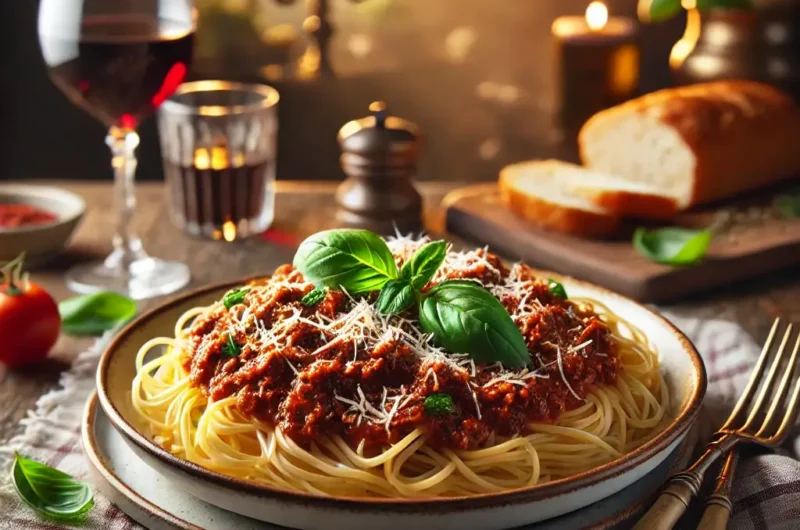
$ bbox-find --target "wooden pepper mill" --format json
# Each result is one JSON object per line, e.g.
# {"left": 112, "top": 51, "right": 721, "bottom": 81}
{"left": 335, "top": 101, "right": 423, "bottom": 235}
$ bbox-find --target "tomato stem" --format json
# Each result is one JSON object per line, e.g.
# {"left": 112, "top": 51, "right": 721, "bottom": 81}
{"left": 0, "top": 253, "right": 29, "bottom": 296}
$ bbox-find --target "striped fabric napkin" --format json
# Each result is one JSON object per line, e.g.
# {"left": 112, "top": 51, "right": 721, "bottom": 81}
{"left": 0, "top": 313, "right": 797, "bottom": 530}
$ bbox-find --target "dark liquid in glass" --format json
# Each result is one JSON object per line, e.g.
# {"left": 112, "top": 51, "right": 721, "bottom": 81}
{"left": 41, "top": 15, "right": 194, "bottom": 128}
{"left": 164, "top": 148, "right": 273, "bottom": 240}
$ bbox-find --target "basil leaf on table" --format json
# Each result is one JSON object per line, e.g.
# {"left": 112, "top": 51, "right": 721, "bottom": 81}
{"left": 12, "top": 453, "right": 94, "bottom": 523}
{"left": 58, "top": 292, "right": 137, "bottom": 336}
{"left": 633, "top": 227, "right": 713, "bottom": 265}
{"left": 375, "top": 279, "right": 416, "bottom": 315}
{"left": 399, "top": 240, "right": 447, "bottom": 290}
{"left": 423, "top": 394, "right": 454, "bottom": 416}
{"left": 419, "top": 280, "right": 531, "bottom": 368}
{"left": 293, "top": 229, "right": 398, "bottom": 294}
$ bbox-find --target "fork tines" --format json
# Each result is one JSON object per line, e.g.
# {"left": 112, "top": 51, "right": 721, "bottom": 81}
{"left": 719, "top": 319, "right": 800, "bottom": 446}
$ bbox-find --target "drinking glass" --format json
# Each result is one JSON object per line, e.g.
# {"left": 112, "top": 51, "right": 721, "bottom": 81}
{"left": 158, "top": 81, "right": 279, "bottom": 242}
{"left": 38, "top": 0, "right": 195, "bottom": 299}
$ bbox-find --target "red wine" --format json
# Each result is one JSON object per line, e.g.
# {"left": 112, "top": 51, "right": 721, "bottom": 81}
{"left": 41, "top": 15, "right": 194, "bottom": 128}
{"left": 164, "top": 148, "right": 275, "bottom": 241}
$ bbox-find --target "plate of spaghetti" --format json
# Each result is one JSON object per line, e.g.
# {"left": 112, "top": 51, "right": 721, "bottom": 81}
{"left": 97, "top": 229, "right": 706, "bottom": 530}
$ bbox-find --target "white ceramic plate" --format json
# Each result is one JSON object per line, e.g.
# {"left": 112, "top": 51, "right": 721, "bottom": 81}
{"left": 83, "top": 391, "right": 697, "bottom": 530}
{"left": 96, "top": 274, "right": 706, "bottom": 530}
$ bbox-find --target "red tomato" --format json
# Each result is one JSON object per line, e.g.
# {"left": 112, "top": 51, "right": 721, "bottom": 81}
{"left": 0, "top": 256, "right": 60, "bottom": 367}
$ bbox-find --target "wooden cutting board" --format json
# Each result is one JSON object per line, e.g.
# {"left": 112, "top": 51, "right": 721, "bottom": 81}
{"left": 442, "top": 184, "right": 800, "bottom": 303}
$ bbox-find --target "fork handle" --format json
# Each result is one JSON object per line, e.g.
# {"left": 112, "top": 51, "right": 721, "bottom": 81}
{"left": 634, "top": 437, "right": 735, "bottom": 530}
{"left": 696, "top": 497, "right": 733, "bottom": 530}
{"left": 632, "top": 473, "right": 703, "bottom": 530}
{"left": 697, "top": 449, "right": 739, "bottom": 530}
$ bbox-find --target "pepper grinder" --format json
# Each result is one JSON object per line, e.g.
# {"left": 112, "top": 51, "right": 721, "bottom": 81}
{"left": 335, "top": 101, "right": 423, "bottom": 235}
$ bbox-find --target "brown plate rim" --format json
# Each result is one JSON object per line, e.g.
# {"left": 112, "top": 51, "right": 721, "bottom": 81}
{"left": 96, "top": 272, "right": 707, "bottom": 513}
{"left": 82, "top": 391, "right": 207, "bottom": 530}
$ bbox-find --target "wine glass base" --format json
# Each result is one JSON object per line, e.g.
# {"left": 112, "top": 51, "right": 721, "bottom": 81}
{"left": 65, "top": 257, "right": 191, "bottom": 300}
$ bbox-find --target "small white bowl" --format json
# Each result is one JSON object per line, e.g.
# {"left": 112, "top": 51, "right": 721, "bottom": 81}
{"left": 0, "top": 184, "right": 86, "bottom": 265}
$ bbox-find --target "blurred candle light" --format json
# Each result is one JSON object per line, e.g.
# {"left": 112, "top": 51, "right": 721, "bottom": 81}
{"left": 552, "top": 2, "right": 640, "bottom": 138}
{"left": 586, "top": 1, "right": 609, "bottom": 31}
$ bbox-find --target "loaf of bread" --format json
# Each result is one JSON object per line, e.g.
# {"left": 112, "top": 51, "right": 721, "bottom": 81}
{"left": 579, "top": 80, "right": 800, "bottom": 212}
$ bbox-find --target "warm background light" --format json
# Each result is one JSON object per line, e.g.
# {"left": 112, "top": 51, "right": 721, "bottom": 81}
{"left": 586, "top": 1, "right": 609, "bottom": 31}
{"left": 670, "top": 7, "right": 701, "bottom": 69}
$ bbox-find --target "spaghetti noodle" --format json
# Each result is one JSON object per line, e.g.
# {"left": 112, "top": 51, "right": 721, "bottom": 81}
{"left": 132, "top": 237, "right": 667, "bottom": 498}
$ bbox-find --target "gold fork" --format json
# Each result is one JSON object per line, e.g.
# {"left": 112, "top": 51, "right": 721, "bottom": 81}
{"left": 695, "top": 448, "right": 739, "bottom": 530}
{"left": 633, "top": 319, "right": 800, "bottom": 530}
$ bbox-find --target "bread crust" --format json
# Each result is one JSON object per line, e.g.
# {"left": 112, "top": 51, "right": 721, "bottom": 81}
{"left": 572, "top": 187, "right": 681, "bottom": 219}
{"left": 579, "top": 80, "right": 800, "bottom": 208}
{"left": 498, "top": 164, "right": 619, "bottom": 238}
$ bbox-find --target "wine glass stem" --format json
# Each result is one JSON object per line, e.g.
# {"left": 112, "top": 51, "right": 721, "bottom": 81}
{"left": 106, "top": 126, "right": 144, "bottom": 270}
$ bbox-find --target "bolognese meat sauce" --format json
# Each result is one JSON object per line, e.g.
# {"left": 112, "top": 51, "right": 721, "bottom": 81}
{"left": 184, "top": 243, "right": 619, "bottom": 451}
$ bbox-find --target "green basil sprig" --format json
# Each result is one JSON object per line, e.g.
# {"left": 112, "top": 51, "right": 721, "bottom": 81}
{"left": 12, "top": 452, "right": 94, "bottom": 523}
{"left": 633, "top": 227, "right": 713, "bottom": 266}
{"left": 420, "top": 280, "right": 531, "bottom": 368}
{"left": 548, "top": 279, "right": 568, "bottom": 299}
{"left": 375, "top": 279, "right": 416, "bottom": 315}
{"left": 223, "top": 333, "right": 241, "bottom": 357}
{"left": 293, "top": 229, "right": 398, "bottom": 295}
{"left": 58, "top": 292, "right": 136, "bottom": 336}
{"left": 293, "top": 230, "right": 531, "bottom": 368}
{"left": 301, "top": 287, "right": 327, "bottom": 306}
{"left": 223, "top": 287, "right": 250, "bottom": 310}
{"left": 400, "top": 240, "right": 446, "bottom": 290}
{"left": 423, "top": 393, "right": 454, "bottom": 416}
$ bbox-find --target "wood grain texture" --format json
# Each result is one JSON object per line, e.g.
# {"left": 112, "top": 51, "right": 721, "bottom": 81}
{"left": 444, "top": 184, "right": 800, "bottom": 303}
{"left": 1, "top": 180, "right": 799, "bottom": 447}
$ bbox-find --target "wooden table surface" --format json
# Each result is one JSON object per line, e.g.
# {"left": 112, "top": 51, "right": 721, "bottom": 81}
{"left": 1, "top": 180, "right": 799, "bottom": 444}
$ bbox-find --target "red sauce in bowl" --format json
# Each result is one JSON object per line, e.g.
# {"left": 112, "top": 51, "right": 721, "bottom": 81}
{"left": 0, "top": 204, "right": 58, "bottom": 229}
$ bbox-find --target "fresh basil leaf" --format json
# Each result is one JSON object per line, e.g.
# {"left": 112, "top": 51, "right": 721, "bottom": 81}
{"left": 419, "top": 280, "right": 531, "bottom": 368}
{"left": 400, "top": 240, "right": 447, "bottom": 290}
{"left": 58, "top": 292, "right": 137, "bottom": 336}
{"left": 223, "top": 287, "right": 250, "bottom": 310}
{"left": 375, "top": 279, "right": 416, "bottom": 315}
{"left": 775, "top": 194, "right": 800, "bottom": 219}
{"left": 223, "top": 333, "right": 241, "bottom": 357}
{"left": 648, "top": 0, "right": 682, "bottom": 21}
{"left": 548, "top": 279, "right": 568, "bottom": 300}
{"left": 12, "top": 453, "right": 94, "bottom": 523}
{"left": 301, "top": 287, "right": 327, "bottom": 306}
{"left": 293, "top": 229, "right": 398, "bottom": 295}
{"left": 633, "top": 227, "right": 713, "bottom": 265}
{"left": 423, "top": 393, "right": 454, "bottom": 416}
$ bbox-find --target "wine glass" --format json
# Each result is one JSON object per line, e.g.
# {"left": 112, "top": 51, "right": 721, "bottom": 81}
{"left": 38, "top": 0, "right": 195, "bottom": 299}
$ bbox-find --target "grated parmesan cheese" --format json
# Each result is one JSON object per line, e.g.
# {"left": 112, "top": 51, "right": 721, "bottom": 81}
{"left": 223, "top": 235, "right": 605, "bottom": 430}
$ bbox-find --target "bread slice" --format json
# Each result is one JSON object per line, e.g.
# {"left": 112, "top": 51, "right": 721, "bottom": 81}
{"left": 579, "top": 80, "right": 800, "bottom": 209}
{"left": 499, "top": 160, "right": 620, "bottom": 237}
{"left": 569, "top": 177, "right": 681, "bottom": 219}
